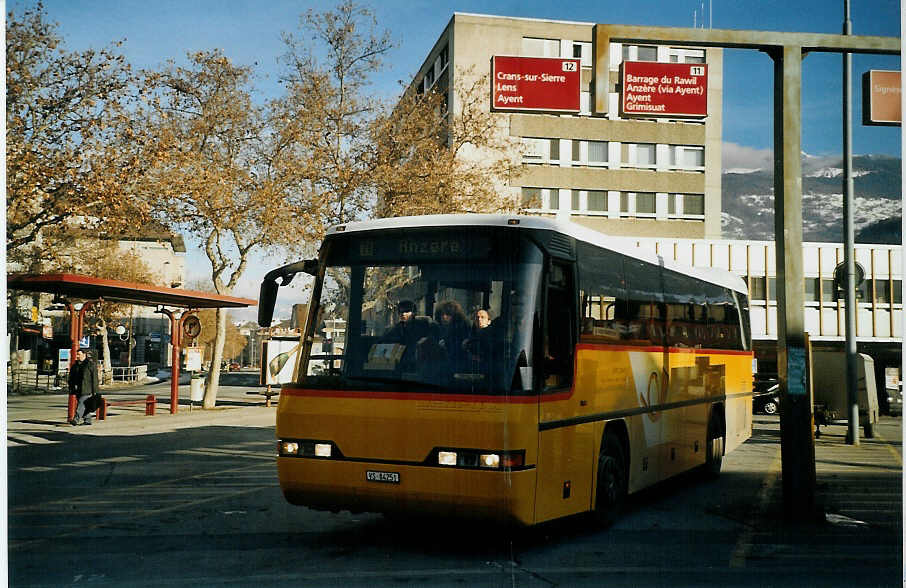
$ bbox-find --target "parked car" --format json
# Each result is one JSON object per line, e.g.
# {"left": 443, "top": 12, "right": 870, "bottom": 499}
{"left": 753, "top": 377, "right": 780, "bottom": 415}
{"left": 883, "top": 383, "right": 902, "bottom": 417}
{"left": 229, "top": 362, "right": 240, "bottom": 372}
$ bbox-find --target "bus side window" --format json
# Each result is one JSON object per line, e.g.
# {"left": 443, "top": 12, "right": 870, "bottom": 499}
{"left": 576, "top": 243, "right": 626, "bottom": 343}
{"left": 544, "top": 262, "right": 575, "bottom": 389}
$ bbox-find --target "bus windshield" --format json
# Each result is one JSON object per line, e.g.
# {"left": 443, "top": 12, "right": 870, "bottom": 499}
{"left": 302, "top": 230, "right": 543, "bottom": 395}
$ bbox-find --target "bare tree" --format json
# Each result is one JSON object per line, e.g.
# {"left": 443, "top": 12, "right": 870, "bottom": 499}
{"left": 136, "top": 50, "right": 316, "bottom": 408}
{"left": 370, "top": 68, "right": 521, "bottom": 217}
{"left": 277, "top": 0, "right": 394, "bottom": 229}
{"left": 6, "top": 3, "right": 150, "bottom": 264}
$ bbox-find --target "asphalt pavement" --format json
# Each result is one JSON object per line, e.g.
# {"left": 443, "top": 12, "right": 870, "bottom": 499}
{"left": 5, "top": 378, "right": 904, "bottom": 586}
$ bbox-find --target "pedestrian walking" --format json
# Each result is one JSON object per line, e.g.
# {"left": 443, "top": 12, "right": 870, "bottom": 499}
{"left": 69, "top": 348, "right": 99, "bottom": 426}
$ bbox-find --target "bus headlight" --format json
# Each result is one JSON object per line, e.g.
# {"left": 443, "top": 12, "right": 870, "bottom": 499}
{"left": 315, "top": 443, "right": 332, "bottom": 457}
{"left": 438, "top": 451, "right": 458, "bottom": 466}
{"left": 280, "top": 441, "right": 299, "bottom": 456}
{"left": 433, "top": 449, "right": 525, "bottom": 469}
{"left": 479, "top": 453, "right": 500, "bottom": 468}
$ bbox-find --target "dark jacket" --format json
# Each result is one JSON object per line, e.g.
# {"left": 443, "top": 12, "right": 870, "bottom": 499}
{"left": 69, "top": 358, "right": 99, "bottom": 398}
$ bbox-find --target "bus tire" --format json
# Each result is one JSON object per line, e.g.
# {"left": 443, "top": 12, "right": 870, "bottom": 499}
{"left": 594, "top": 430, "right": 627, "bottom": 527}
{"left": 705, "top": 406, "right": 725, "bottom": 477}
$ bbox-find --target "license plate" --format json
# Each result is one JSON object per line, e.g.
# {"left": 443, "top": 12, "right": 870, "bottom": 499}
{"left": 366, "top": 470, "right": 400, "bottom": 484}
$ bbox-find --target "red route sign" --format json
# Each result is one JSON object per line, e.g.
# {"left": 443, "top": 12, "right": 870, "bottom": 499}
{"left": 621, "top": 61, "right": 708, "bottom": 118}
{"left": 491, "top": 56, "right": 581, "bottom": 113}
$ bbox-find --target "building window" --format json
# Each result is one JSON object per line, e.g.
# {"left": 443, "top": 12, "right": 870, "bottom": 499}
{"left": 522, "top": 137, "right": 558, "bottom": 163}
{"left": 670, "top": 145, "right": 705, "bottom": 170}
{"left": 572, "top": 140, "right": 581, "bottom": 163}
{"left": 521, "top": 187, "right": 542, "bottom": 208}
{"left": 588, "top": 140, "right": 608, "bottom": 164}
{"left": 523, "top": 37, "right": 560, "bottom": 57}
{"left": 620, "top": 192, "right": 630, "bottom": 213}
{"left": 821, "top": 278, "right": 836, "bottom": 302}
{"left": 439, "top": 45, "right": 449, "bottom": 70}
{"left": 636, "top": 192, "right": 656, "bottom": 215}
{"left": 750, "top": 277, "right": 766, "bottom": 301}
{"left": 521, "top": 187, "right": 559, "bottom": 212}
{"left": 624, "top": 44, "right": 658, "bottom": 62}
{"left": 804, "top": 278, "right": 820, "bottom": 302}
{"left": 572, "top": 41, "right": 592, "bottom": 66}
{"left": 668, "top": 194, "right": 677, "bottom": 215}
{"left": 571, "top": 190, "right": 581, "bottom": 211}
{"left": 588, "top": 190, "right": 607, "bottom": 212}
{"left": 630, "top": 143, "right": 656, "bottom": 167}
{"left": 876, "top": 279, "right": 903, "bottom": 304}
{"left": 683, "top": 194, "right": 705, "bottom": 216}
{"left": 668, "top": 48, "right": 706, "bottom": 63}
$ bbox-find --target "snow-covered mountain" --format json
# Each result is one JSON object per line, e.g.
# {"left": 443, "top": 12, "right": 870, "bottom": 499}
{"left": 721, "top": 154, "right": 901, "bottom": 244}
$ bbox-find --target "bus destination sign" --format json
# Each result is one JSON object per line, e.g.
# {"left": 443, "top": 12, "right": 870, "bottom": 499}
{"left": 354, "top": 235, "right": 491, "bottom": 261}
{"left": 491, "top": 56, "right": 581, "bottom": 113}
{"left": 621, "top": 61, "right": 708, "bottom": 118}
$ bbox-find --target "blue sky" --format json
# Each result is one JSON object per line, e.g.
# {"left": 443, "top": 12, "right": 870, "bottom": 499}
{"left": 10, "top": 0, "right": 902, "bottom": 317}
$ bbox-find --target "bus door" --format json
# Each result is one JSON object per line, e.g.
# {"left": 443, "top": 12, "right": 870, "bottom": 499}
{"left": 535, "top": 260, "right": 596, "bottom": 522}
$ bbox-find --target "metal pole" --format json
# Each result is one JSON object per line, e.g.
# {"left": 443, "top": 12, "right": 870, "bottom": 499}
{"left": 772, "top": 43, "right": 818, "bottom": 521}
{"left": 843, "top": 0, "right": 860, "bottom": 445}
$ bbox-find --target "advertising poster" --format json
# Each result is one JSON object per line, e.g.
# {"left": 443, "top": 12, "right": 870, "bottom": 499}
{"left": 261, "top": 338, "right": 301, "bottom": 386}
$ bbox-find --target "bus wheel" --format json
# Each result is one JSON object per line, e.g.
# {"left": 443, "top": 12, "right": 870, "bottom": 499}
{"left": 705, "top": 408, "right": 724, "bottom": 477}
{"left": 594, "top": 431, "right": 627, "bottom": 527}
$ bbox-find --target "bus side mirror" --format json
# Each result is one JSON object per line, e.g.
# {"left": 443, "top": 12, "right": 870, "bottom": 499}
{"left": 257, "top": 259, "right": 319, "bottom": 328}
{"left": 258, "top": 279, "right": 279, "bottom": 327}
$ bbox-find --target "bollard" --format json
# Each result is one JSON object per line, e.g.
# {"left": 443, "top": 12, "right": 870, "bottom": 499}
{"left": 98, "top": 398, "right": 108, "bottom": 420}
{"left": 68, "top": 394, "right": 77, "bottom": 421}
{"left": 145, "top": 395, "right": 156, "bottom": 416}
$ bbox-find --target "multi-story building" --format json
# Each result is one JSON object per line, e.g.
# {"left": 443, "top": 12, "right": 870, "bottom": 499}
{"left": 412, "top": 12, "right": 722, "bottom": 239}
{"left": 409, "top": 13, "right": 901, "bottom": 405}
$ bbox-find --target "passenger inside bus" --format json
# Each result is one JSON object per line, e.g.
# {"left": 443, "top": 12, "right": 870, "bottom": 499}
{"left": 380, "top": 300, "right": 436, "bottom": 371}
{"left": 435, "top": 300, "right": 471, "bottom": 371}
{"left": 463, "top": 308, "right": 495, "bottom": 371}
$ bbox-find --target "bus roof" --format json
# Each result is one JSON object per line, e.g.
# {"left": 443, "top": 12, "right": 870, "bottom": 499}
{"left": 326, "top": 214, "right": 749, "bottom": 295}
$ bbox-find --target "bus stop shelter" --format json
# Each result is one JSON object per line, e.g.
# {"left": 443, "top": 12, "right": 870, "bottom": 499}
{"left": 7, "top": 273, "right": 256, "bottom": 418}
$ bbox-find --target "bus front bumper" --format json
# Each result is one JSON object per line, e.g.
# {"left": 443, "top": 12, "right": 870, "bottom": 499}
{"left": 277, "top": 456, "right": 537, "bottom": 526}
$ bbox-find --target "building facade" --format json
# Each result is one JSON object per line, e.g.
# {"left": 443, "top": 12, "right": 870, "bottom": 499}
{"left": 413, "top": 13, "right": 723, "bottom": 239}
{"left": 409, "top": 13, "right": 901, "bottom": 403}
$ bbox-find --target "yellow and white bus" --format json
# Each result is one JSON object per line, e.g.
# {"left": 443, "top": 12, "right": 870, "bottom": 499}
{"left": 259, "top": 215, "right": 753, "bottom": 526}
